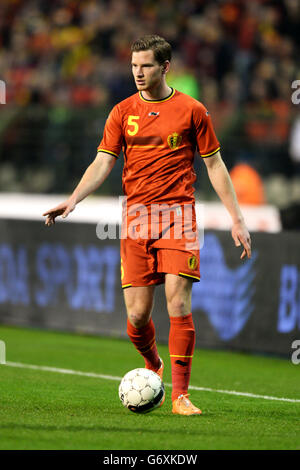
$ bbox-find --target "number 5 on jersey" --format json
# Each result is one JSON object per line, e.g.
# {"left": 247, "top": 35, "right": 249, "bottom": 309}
{"left": 127, "top": 115, "right": 140, "bottom": 136}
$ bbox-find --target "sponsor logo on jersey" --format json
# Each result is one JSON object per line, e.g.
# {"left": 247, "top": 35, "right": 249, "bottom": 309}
{"left": 167, "top": 132, "right": 182, "bottom": 150}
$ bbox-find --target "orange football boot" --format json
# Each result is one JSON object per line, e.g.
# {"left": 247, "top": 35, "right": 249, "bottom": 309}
{"left": 172, "top": 394, "right": 202, "bottom": 416}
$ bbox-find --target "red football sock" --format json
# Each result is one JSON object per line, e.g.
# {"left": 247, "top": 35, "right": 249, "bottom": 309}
{"left": 127, "top": 318, "right": 161, "bottom": 371}
{"left": 169, "top": 313, "right": 195, "bottom": 401}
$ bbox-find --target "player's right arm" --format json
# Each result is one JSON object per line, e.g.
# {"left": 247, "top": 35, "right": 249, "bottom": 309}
{"left": 43, "top": 152, "right": 116, "bottom": 226}
{"left": 44, "top": 104, "right": 123, "bottom": 226}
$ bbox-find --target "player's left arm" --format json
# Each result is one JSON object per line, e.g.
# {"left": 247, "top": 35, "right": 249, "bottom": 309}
{"left": 203, "top": 151, "right": 251, "bottom": 259}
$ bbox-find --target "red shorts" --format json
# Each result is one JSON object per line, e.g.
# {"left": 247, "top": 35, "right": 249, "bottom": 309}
{"left": 120, "top": 215, "right": 200, "bottom": 288}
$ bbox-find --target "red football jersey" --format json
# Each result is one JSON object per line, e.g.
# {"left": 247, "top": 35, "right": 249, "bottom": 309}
{"left": 97, "top": 88, "right": 220, "bottom": 208}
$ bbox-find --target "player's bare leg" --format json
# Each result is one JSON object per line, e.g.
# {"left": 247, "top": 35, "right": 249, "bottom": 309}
{"left": 165, "top": 274, "right": 202, "bottom": 415}
{"left": 124, "top": 286, "right": 163, "bottom": 378}
{"left": 124, "top": 286, "right": 155, "bottom": 328}
{"left": 165, "top": 274, "right": 192, "bottom": 318}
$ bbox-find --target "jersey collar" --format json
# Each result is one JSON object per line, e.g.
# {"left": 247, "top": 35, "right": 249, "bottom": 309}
{"left": 139, "top": 88, "right": 175, "bottom": 104}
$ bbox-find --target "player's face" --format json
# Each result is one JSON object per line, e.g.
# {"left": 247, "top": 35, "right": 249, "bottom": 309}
{"left": 131, "top": 50, "right": 166, "bottom": 92}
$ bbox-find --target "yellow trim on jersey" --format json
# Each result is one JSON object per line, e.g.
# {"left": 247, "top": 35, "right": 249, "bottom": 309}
{"left": 178, "top": 272, "right": 200, "bottom": 281}
{"left": 139, "top": 88, "right": 175, "bottom": 103}
{"left": 170, "top": 354, "right": 194, "bottom": 358}
{"left": 122, "top": 283, "right": 132, "bottom": 289}
{"left": 127, "top": 145, "right": 164, "bottom": 148}
{"left": 201, "top": 147, "right": 220, "bottom": 158}
{"left": 97, "top": 148, "right": 119, "bottom": 158}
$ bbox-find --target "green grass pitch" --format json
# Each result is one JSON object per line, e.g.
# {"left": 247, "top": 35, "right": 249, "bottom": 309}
{"left": 0, "top": 325, "right": 299, "bottom": 450}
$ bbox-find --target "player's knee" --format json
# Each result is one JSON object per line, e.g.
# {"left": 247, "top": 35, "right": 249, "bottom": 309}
{"left": 167, "top": 296, "right": 188, "bottom": 316}
{"left": 127, "top": 311, "right": 151, "bottom": 328}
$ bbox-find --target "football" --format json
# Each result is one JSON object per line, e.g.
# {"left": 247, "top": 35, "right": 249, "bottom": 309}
{"left": 118, "top": 368, "right": 165, "bottom": 413}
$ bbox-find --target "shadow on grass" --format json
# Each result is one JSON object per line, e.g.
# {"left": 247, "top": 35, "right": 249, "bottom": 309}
{"left": 0, "top": 422, "right": 201, "bottom": 434}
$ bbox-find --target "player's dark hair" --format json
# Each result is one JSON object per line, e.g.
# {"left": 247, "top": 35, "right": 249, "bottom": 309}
{"left": 131, "top": 35, "right": 172, "bottom": 65}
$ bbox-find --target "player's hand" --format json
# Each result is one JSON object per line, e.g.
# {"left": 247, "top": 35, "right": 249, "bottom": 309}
{"left": 231, "top": 220, "right": 251, "bottom": 259}
{"left": 43, "top": 197, "right": 76, "bottom": 226}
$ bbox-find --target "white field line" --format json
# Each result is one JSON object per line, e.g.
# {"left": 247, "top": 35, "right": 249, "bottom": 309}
{"left": 5, "top": 361, "right": 300, "bottom": 404}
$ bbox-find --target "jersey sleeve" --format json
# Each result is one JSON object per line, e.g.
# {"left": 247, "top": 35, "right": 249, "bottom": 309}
{"left": 193, "top": 103, "right": 220, "bottom": 158}
{"left": 97, "top": 105, "right": 123, "bottom": 158}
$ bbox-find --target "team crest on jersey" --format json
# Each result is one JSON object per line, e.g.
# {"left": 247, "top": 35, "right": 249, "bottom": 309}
{"left": 167, "top": 132, "right": 182, "bottom": 150}
{"left": 188, "top": 255, "right": 198, "bottom": 270}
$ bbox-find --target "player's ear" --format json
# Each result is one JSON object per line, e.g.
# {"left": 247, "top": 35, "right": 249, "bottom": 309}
{"left": 162, "top": 61, "right": 170, "bottom": 74}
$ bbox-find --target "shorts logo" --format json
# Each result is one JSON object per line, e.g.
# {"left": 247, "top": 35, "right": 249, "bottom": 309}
{"left": 188, "top": 255, "right": 198, "bottom": 270}
{"left": 167, "top": 132, "right": 182, "bottom": 150}
{"left": 120, "top": 258, "right": 124, "bottom": 280}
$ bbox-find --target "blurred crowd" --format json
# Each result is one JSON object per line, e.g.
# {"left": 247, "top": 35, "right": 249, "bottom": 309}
{"left": 1, "top": 0, "right": 299, "bottom": 106}
{"left": 0, "top": 0, "right": 300, "bottom": 201}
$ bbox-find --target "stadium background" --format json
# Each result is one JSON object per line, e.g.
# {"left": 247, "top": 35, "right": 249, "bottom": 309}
{"left": 0, "top": 1, "right": 300, "bottom": 358}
